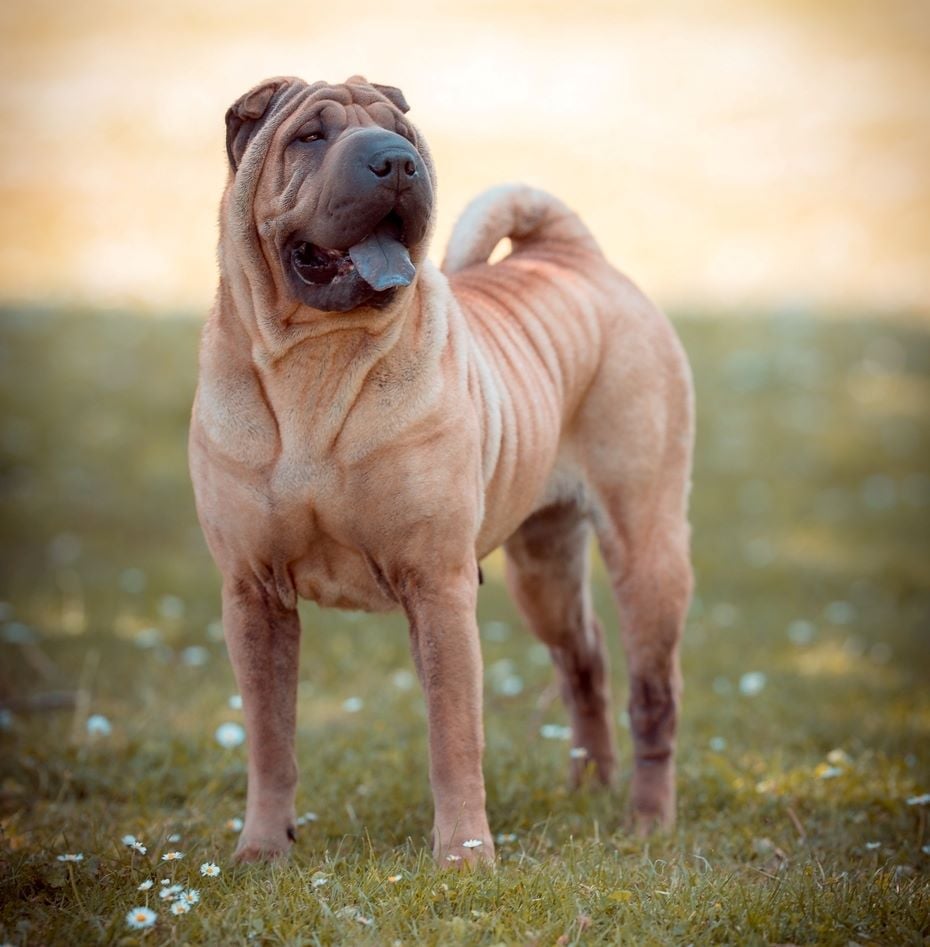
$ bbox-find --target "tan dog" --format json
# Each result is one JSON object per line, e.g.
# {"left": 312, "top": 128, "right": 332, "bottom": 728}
{"left": 189, "top": 75, "right": 694, "bottom": 866}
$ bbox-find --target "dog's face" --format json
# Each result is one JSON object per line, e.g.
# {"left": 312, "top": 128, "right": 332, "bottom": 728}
{"left": 225, "top": 76, "right": 435, "bottom": 313}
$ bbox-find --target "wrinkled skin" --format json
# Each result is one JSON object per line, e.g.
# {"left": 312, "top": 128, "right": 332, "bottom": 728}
{"left": 189, "top": 75, "right": 694, "bottom": 868}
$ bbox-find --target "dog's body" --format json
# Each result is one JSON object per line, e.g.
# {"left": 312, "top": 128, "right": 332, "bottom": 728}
{"left": 189, "top": 76, "right": 694, "bottom": 866}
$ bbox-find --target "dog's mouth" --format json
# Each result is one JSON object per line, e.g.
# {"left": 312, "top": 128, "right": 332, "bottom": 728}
{"left": 290, "top": 213, "right": 415, "bottom": 294}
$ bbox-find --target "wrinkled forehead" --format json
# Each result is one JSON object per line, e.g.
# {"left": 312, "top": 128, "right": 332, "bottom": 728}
{"left": 284, "top": 83, "right": 406, "bottom": 133}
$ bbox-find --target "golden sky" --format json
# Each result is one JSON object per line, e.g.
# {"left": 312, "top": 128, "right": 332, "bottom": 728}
{"left": 1, "top": 0, "right": 928, "bottom": 313}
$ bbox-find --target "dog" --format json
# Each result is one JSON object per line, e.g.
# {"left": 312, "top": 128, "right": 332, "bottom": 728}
{"left": 189, "top": 75, "right": 694, "bottom": 866}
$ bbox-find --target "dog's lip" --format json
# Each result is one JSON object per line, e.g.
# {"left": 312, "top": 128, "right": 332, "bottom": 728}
{"left": 289, "top": 213, "right": 410, "bottom": 289}
{"left": 291, "top": 242, "right": 354, "bottom": 286}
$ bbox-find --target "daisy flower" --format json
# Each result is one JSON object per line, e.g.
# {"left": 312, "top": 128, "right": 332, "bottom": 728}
{"left": 462, "top": 838, "right": 483, "bottom": 849}
{"left": 540, "top": 723, "right": 572, "bottom": 740}
{"left": 865, "top": 842, "right": 881, "bottom": 851}
{"left": 170, "top": 900, "right": 190, "bottom": 915}
{"left": 228, "top": 694, "right": 243, "bottom": 710}
{"left": 122, "top": 834, "right": 138, "bottom": 846}
{"left": 569, "top": 747, "right": 589, "bottom": 759}
{"left": 445, "top": 853, "right": 461, "bottom": 862}
{"left": 86, "top": 714, "right": 112, "bottom": 736}
{"left": 131, "top": 841, "right": 147, "bottom": 854}
{"left": 387, "top": 874, "right": 402, "bottom": 883}
{"left": 225, "top": 817, "right": 244, "bottom": 832}
{"left": 159, "top": 884, "right": 183, "bottom": 901}
{"left": 161, "top": 851, "right": 184, "bottom": 862}
{"left": 311, "top": 875, "right": 328, "bottom": 888}
{"left": 56, "top": 853, "right": 84, "bottom": 862}
{"left": 138, "top": 879, "right": 154, "bottom": 891}
{"left": 215, "top": 722, "right": 245, "bottom": 749}
{"left": 200, "top": 862, "right": 221, "bottom": 877}
{"left": 180, "top": 889, "right": 200, "bottom": 906}
{"left": 906, "top": 792, "right": 930, "bottom": 806}
{"left": 167, "top": 833, "right": 181, "bottom": 843}
{"left": 126, "top": 906, "right": 157, "bottom": 929}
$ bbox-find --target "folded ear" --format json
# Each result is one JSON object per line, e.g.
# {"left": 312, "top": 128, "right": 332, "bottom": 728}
{"left": 371, "top": 83, "right": 410, "bottom": 114}
{"left": 225, "top": 78, "right": 293, "bottom": 171}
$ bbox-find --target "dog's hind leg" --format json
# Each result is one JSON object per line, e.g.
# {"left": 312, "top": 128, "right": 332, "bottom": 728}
{"left": 592, "top": 484, "right": 692, "bottom": 832}
{"left": 504, "top": 499, "right": 616, "bottom": 785}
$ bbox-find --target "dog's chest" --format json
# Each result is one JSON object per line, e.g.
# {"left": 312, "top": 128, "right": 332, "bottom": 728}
{"left": 262, "top": 458, "right": 397, "bottom": 613}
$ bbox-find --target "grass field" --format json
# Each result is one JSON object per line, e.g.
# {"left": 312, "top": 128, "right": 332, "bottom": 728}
{"left": 0, "top": 306, "right": 928, "bottom": 945}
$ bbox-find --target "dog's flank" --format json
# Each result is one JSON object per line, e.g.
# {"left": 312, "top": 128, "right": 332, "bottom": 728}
{"left": 189, "top": 75, "right": 693, "bottom": 867}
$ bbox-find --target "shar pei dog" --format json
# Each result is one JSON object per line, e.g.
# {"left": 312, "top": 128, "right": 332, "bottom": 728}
{"left": 189, "top": 75, "right": 694, "bottom": 866}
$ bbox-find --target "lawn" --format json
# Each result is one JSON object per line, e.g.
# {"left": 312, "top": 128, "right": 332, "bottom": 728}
{"left": 0, "top": 306, "right": 928, "bottom": 945}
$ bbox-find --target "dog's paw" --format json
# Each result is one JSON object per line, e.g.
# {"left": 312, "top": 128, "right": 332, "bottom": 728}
{"left": 433, "top": 828, "right": 495, "bottom": 869}
{"left": 629, "top": 764, "right": 676, "bottom": 835}
{"left": 232, "top": 825, "right": 295, "bottom": 864}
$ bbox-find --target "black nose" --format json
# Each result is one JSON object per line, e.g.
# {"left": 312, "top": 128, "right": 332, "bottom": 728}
{"left": 367, "top": 148, "right": 417, "bottom": 180}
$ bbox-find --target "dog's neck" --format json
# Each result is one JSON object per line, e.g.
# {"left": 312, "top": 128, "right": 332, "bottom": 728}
{"left": 209, "top": 261, "right": 451, "bottom": 455}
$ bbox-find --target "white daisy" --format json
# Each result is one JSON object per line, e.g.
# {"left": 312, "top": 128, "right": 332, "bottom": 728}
{"left": 167, "top": 834, "right": 181, "bottom": 843}
{"left": 569, "top": 747, "right": 589, "bottom": 759}
{"left": 215, "top": 722, "right": 246, "bottom": 749}
{"left": 56, "top": 853, "right": 84, "bottom": 862}
{"left": 126, "top": 906, "right": 157, "bottom": 929}
{"left": 540, "top": 724, "right": 572, "bottom": 740}
{"left": 180, "top": 889, "right": 200, "bottom": 906}
{"left": 906, "top": 792, "right": 930, "bottom": 806}
{"left": 495, "top": 832, "right": 517, "bottom": 844}
{"left": 387, "top": 874, "right": 402, "bottom": 883}
{"left": 170, "top": 900, "right": 190, "bottom": 915}
{"left": 137, "top": 879, "right": 154, "bottom": 891}
{"left": 225, "top": 817, "right": 244, "bottom": 832}
{"left": 461, "top": 838, "right": 483, "bottom": 849}
{"left": 228, "top": 694, "right": 243, "bottom": 710}
{"left": 159, "top": 884, "right": 183, "bottom": 901}
{"left": 122, "top": 834, "right": 137, "bottom": 846}
{"left": 864, "top": 842, "right": 881, "bottom": 851}
{"left": 738, "top": 672, "right": 767, "bottom": 697}
{"left": 200, "top": 862, "right": 221, "bottom": 877}
{"left": 131, "top": 841, "right": 147, "bottom": 854}
{"left": 161, "top": 851, "right": 184, "bottom": 861}
{"left": 445, "top": 853, "right": 461, "bottom": 862}
{"left": 86, "top": 714, "right": 112, "bottom": 736}
{"left": 311, "top": 875, "right": 328, "bottom": 888}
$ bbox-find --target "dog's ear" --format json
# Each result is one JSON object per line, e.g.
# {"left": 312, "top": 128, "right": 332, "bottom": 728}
{"left": 371, "top": 83, "right": 410, "bottom": 114}
{"left": 225, "top": 78, "right": 292, "bottom": 171}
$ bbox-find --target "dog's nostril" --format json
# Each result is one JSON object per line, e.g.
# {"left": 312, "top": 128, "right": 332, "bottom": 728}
{"left": 368, "top": 152, "right": 417, "bottom": 180}
{"left": 368, "top": 158, "right": 393, "bottom": 178}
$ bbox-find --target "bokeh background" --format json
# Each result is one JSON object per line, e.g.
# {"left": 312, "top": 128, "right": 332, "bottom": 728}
{"left": 1, "top": 1, "right": 929, "bottom": 944}
{"left": 1, "top": 0, "right": 929, "bottom": 313}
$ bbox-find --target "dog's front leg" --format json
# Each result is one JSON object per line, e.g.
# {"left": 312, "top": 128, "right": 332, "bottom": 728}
{"left": 400, "top": 567, "right": 495, "bottom": 867}
{"left": 222, "top": 575, "right": 301, "bottom": 863}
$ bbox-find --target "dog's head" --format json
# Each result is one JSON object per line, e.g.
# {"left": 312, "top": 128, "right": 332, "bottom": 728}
{"left": 223, "top": 76, "right": 435, "bottom": 314}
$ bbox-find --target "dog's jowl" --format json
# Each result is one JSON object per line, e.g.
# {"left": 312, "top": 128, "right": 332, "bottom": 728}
{"left": 189, "top": 75, "right": 694, "bottom": 866}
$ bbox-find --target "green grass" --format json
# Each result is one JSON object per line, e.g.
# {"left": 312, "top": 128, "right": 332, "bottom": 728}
{"left": 0, "top": 305, "right": 928, "bottom": 945}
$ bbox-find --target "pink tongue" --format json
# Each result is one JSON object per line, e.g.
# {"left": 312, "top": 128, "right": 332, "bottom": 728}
{"left": 348, "top": 225, "right": 415, "bottom": 291}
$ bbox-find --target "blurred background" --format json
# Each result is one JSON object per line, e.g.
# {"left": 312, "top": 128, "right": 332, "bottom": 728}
{"left": 1, "top": 3, "right": 929, "bottom": 942}
{"left": 1, "top": 0, "right": 929, "bottom": 313}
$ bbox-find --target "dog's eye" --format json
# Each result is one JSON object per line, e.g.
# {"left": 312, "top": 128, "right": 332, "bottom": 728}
{"left": 298, "top": 131, "right": 324, "bottom": 144}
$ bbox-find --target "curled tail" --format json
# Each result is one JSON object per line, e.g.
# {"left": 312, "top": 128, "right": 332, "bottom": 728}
{"left": 441, "top": 183, "right": 601, "bottom": 274}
